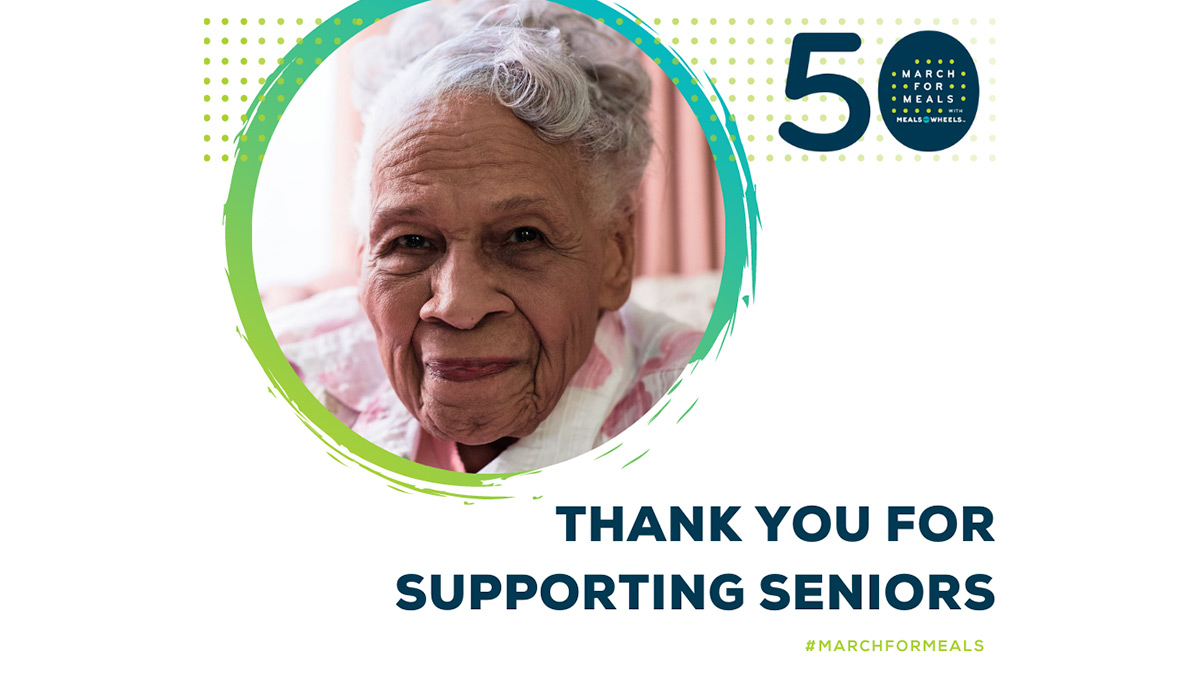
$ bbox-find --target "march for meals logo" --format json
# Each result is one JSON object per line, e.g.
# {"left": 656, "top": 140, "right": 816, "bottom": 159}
{"left": 879, "top": 31, "right": 979, "bottom": 151}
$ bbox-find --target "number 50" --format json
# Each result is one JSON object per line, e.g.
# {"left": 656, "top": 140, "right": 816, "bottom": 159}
{"left": 778, "top": 33, "right": 870, "bottom": 152}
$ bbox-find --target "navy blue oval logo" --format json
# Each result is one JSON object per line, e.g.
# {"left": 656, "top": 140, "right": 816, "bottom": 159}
{"left": 879, "top": 31, "right": 978, "bottom": 151}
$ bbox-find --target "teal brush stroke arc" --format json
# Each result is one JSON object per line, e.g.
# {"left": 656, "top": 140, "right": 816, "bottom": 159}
{"left": 223, "top": 0, "right": 758, "bottom": 497}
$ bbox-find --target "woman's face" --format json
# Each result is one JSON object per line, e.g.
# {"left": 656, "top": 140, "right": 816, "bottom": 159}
{"left": 359, "top": 96, "right": 632, "bottom": 446}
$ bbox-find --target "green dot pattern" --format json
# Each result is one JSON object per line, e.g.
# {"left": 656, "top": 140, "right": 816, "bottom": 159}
{"left": 200, "top": 15, "right": 997, "bottom": 164}
{"left": 624, "top": 16, "right": 999, "bottom": 164}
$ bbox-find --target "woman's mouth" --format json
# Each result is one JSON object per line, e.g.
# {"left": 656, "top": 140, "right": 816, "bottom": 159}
{"left": 424, "top": 358, "right": 520, "bottom": 382}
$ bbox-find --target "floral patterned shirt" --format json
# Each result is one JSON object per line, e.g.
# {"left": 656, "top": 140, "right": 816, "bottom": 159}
{"left": 272, "top": 287, "right": 701, "bottom": 474}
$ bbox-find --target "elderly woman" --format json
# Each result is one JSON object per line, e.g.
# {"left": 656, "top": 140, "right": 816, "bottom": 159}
{"left": 275, "top": 0, "right": 702, "bottom": 473}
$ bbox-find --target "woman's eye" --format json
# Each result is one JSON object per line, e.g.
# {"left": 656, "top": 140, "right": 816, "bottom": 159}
{"left": 400, "top": 234, "right": 432, "bottom": 249}
{"left": 508, "top": 227, "right": 542, "bottom": 244}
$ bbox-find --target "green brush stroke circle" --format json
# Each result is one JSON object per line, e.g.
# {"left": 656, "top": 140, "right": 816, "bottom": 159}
{"left": 225, "top": 0, "right": 758, "bottom": 496}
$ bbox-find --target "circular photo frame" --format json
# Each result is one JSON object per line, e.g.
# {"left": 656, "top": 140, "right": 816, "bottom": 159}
{"left": 225, "top": 0, "right": 758, "bottom": 498}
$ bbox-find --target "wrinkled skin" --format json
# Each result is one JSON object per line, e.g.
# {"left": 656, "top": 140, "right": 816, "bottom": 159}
{"left": 358, "top": 96, "right": 634, "bottom": 471}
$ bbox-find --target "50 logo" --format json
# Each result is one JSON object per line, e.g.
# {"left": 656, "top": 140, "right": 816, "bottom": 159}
{"left": 779, "top": 31, "right": 979, "bottom": 153}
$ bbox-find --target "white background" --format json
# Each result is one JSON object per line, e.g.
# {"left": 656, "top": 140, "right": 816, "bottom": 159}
{"left": 2, "top": 1, "right": 1197, "bottom": 696}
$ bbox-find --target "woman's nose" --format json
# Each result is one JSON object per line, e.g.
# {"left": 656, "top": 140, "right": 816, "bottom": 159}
{"left": 419, "top": 247, "right": 514, "bottom": 330}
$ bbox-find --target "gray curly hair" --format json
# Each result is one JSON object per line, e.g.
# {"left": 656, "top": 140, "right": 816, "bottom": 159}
{"left": 350, "top": 0, "right": 653, "bottom": 239}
